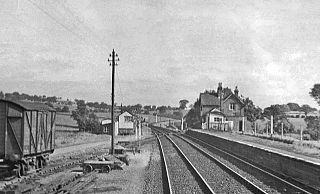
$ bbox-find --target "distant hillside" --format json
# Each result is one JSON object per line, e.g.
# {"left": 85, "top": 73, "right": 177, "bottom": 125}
{"left": 288, "top": 118, "right": 307, "bottom": 131}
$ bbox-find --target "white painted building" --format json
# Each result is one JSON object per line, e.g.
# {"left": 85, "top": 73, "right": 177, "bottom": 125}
{"left": 118, "top": 111, "right": 135, "bottom": 135}
{"left": 203, "top": 108, "right": 232, "bottom": 131}
{"left": 101, "top": 119, "right": 118, "bottom": 135}
{"left": 306, "top": 111, "right": 320, "bottom": 117}
{"left": 285, "top": 111, "right": 305, "bottom": 118}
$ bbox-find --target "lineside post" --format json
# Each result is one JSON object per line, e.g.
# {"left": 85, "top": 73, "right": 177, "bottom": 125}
{"left": 107, "top": 49, "right": 119, "bottom": 155}
{"left": 281, "top": 122, "right": 284, "bottom": 139}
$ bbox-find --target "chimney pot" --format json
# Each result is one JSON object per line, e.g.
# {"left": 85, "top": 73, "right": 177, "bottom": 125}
{"left": 234, "top": 86, "right": 239, "bottom": 96}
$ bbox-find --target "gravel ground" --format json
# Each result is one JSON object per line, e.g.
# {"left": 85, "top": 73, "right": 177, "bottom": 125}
{"left": 76, "top": 143, "right": 152, "bottom": 194}
{"left": 184, "top": 133, "right": 316, "bottom": 193}
{"left": 160, "top": 135, "right": 204, "bottom": 194}
{"left": 180, "top": 135, "right": 284, "bottom": 193}
{"left": 171, "top": 135, "right": 254, "bottom": 194}
{"left": 143, "top": 140, "right": 164, "bottom": 194}
{"left": 2, "top": 144, "right": 109, "bottom": 193}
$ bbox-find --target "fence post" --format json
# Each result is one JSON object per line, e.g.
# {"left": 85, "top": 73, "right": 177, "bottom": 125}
{"left": 270, "top": 115, "right": 273, "bottom": 135}
{"left": 281, "top": 122, "right": 284, "bottom": 139}
{"left": 242, "top": 116, "right": 245, "bottom": 134}
{"left": 181, "top": 117, "right": 184, "bottom": 131}
{"left": 266, "top": 124, "right": 268, "bottom": 137}
{"left": 254, "top": 122, "right": 256, "bottom": 136}
{"left": 300, "top": 125, "right": 303, "bottom": 141}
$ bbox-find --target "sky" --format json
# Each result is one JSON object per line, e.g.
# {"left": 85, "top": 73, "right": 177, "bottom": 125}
{"left": 0, "top": 0, "right": 320, "bottom": 108}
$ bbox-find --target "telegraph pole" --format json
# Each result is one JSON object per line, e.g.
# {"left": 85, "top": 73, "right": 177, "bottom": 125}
{"left": 108, "top": 49, "right": 119, "bottom": 155}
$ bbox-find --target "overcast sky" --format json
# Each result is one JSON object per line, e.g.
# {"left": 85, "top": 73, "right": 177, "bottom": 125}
{"left": 0, "top": 0, "right": 320, "bottom": 108}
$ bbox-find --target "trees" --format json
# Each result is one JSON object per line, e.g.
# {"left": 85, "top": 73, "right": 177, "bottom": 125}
{"left": 263, "top": 104, "right": 287, "bottom": 119}
{"left": 61, "top": 106, "right": 70, "bottom": 112}
{"left": 305, "top": 116, "right": 320, "bottom": 140}
{"left": 71, "top": 100, "right": 101, "bottom": 133}
{"left": 144, "top": 105, "right": 151, "bottom": 111}
{"left": 243, "top": 97, "right": 262, "bottom": 123}
{"left": 300, "top": 104, "right": 316, "bottom": 115}
{"left": 157, "top": 106, "right": 167, "bottom": 114}
{"left": 0, "top": 91, "right": 4, "bottom": 99}
{"left": 133, "top": 104, "right": 142, "bottom": 113}
{"left": 287, "top": 103, "right": 300, "bottom": 111}
{"left": 185, "top": 98, "right": 201, "bottom": 128}
{"left": 179, "top": 99, "right": 189, "bottom": 109}
{"left": 46, "top": 96, "right": 57, "bottom": 103}
{"left": 3, "top": 91, "right": 60, "bottom": 103}
{"left": 305, "top": 84, "right": 320, "bottom": 139}
{"left": 310, "top": 84, "right": 320, "bottom": 106}
{"left": 263, "top": 104, "right": 294, "bottom": 133}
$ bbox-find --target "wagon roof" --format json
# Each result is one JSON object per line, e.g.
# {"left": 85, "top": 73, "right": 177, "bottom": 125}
{"left": 0, "top": 99, "right": 56, "bottom": 112}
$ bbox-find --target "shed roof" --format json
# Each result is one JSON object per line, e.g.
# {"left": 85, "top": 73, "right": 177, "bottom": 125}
{"left": 0, "top": 99, "right": 56, "bottom": 111}
{"left": 208, "top": 108, "right": 225, "bottom": 117}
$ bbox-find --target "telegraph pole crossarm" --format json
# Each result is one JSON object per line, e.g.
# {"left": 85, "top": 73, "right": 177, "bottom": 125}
{"left": 107, "top": 49, "right": 119, "bottom": 155}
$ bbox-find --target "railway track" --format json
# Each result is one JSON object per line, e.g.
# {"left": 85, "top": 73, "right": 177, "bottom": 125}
{"left": 151, "top": 126, "right": 318, "bottom": 193}
{"left": 183, "top": 133, "right": 318, "bottom": 194}
{"left": 143, "top": 137, "right": 164, "bottom": 194}
{"left": 156, "top": 132, "right": 214, "bottom": 194}
{"left": 171, "top": 135, "right": 263, "bottom": 193}
{"left": 153, "top": 127, "right": 258, "bottom": 193}
{"left": 154, "top": 133, "right": 171, "bottom": 194}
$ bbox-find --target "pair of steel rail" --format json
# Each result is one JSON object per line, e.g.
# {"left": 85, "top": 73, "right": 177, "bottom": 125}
{"left": 152, "top": 126, "right": 316, "bottom": 194}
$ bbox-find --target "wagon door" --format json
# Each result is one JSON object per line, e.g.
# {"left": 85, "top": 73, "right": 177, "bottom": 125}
{"left": 0, "top": 101, "right": 6, "bottom": 159}
{"left": 46, "top": 111, "right": 55, "bottom": 151}
{"left": 37, "top": 112, "right": 45, "bottom": 153}
{"left": 5, "top": 103, "right": 24, "bottom": 160}
{"left": 24, "top": 110, "right": 38, "bottom": 156}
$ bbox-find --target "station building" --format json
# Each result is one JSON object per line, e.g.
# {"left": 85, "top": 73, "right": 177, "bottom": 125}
{"left": 199, "top": 83, "right": 246, "bottom": 132}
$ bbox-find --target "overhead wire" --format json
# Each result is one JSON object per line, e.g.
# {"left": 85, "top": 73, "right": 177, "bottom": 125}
{"left": 23, "top": 0, "right": 116, "bottom": 104}
{"left": 56, "top": 1, "right": 107, "bottom": 50}
{"left": 116, "top": 66, "right": 125, "bottom": 105}
{"left": 26, "top": 0, "right": 106, "bottom": 56}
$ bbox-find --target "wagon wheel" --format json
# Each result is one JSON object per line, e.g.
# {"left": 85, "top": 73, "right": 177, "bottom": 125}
{"left": 20, "top": 163, "right": 26, "bottom": 176}
{"left": 15, "top": 163, "right": 25, "bottom": 178}
{"left": 101, "top": 165, "right": 111, "bottom": 173}
{"left": 15, "top": 165, "right": 21, "bottom": 178}
{"left": 37, "top": 158, "right": 43, "bottom": 169}
{"left": 83, "top": 165, "right": 93, "bottom": 173}
{"left": 42, "top": 158, "right": 47, "bottom": 167}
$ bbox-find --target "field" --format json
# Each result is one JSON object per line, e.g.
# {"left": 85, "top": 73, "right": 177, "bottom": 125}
{"left": 94, "top": 112, "right": 111, "bottom": 119}
{"left": 54, "top": 112, "right": 110, "bottom": 148}
{"left": 55, "top": 112, "right": 78, "bottom": 128}
{"left": 55, "top": 131, "right": 110, "bottom": 148}
{"left": 288, "top": 118, "right": 307, "bottom": 131}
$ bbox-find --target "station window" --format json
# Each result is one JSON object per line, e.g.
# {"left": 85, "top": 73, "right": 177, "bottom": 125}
{"left": 214, "top": 117, "right": 222, "bottom": 122}
{"left": 124, "top": 116, "right": 132, "bottom": 122}
{"left": 229, "top": 103, "right": 236, "bottom": 110}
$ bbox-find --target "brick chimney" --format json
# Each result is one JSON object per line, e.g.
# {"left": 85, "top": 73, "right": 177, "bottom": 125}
{"left": 234, "top": 86, "right": 239, "bottom": 96}
{"left": 218, "top": 82, "right": 222, "bottom": 111}
{"left": 217, "top": 82, "right": 222, "bottom": 95}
